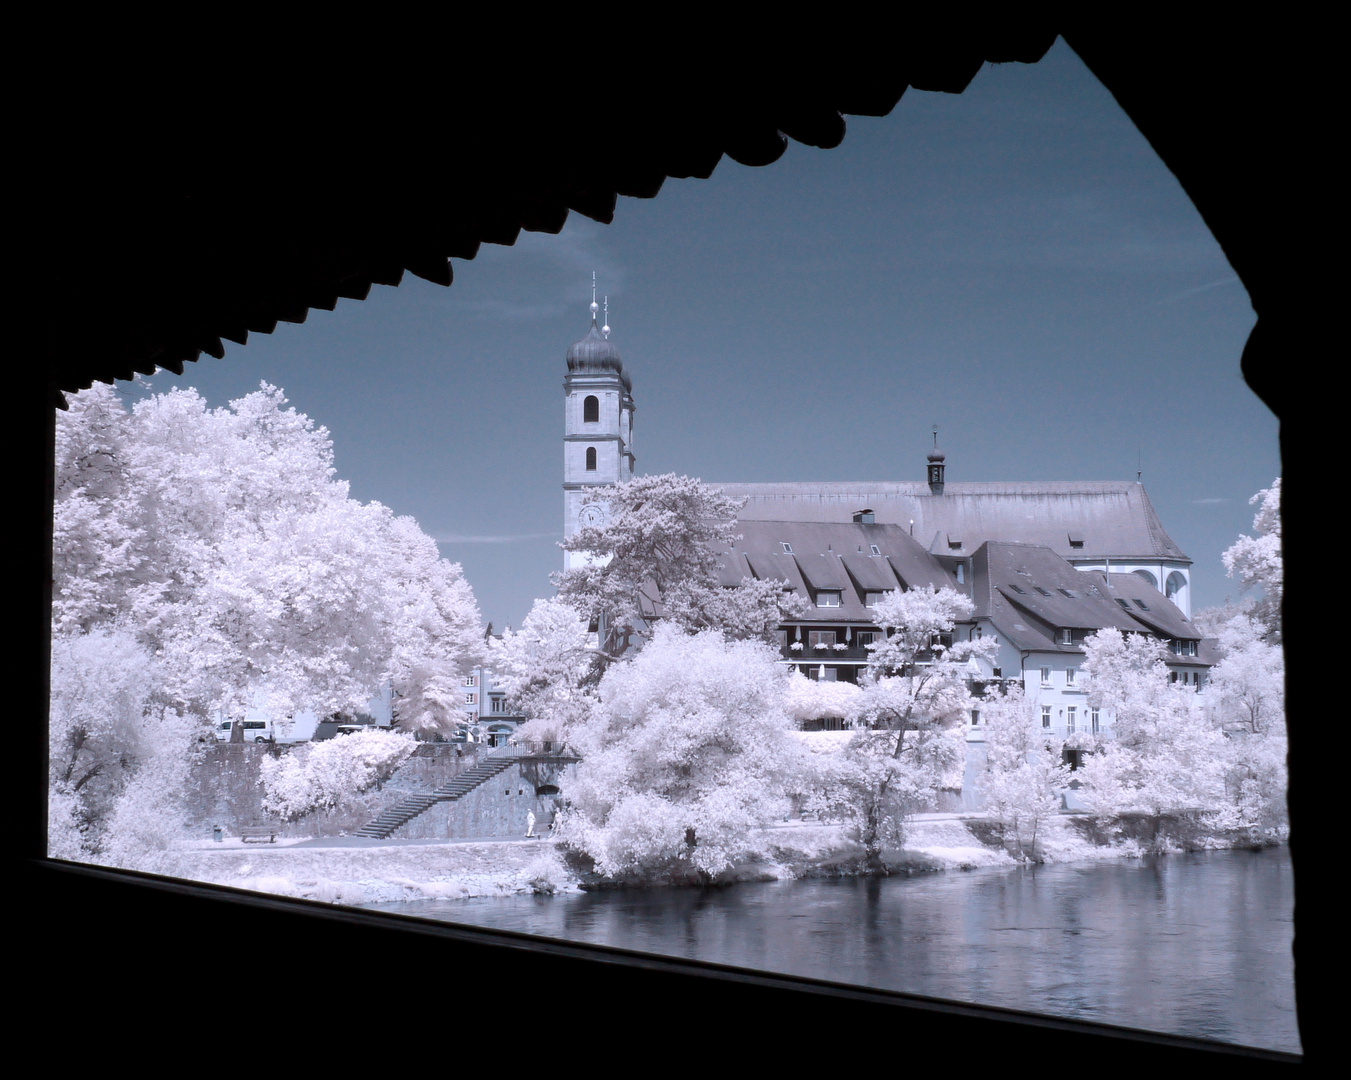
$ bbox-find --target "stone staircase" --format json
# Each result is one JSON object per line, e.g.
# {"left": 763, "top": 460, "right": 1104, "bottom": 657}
{"left": 354, "top": 747, "right": 524, "bottom": 839}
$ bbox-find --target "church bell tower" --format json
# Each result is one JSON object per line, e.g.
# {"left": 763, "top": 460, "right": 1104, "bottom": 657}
{"left": 563, "top": 287, "right": 635, "bottom": 569}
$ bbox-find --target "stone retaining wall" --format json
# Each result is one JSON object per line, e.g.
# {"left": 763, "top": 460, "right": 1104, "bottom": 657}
{"left": 393, "top": 760, "right": 577, "bottom": 840}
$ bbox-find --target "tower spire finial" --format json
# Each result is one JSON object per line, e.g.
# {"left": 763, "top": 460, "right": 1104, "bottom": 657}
{"left": 590, "top": 271, "right": 598, "bottom": 323}
{"left": 602, "top": 295, "right": 610, "bottom": 338}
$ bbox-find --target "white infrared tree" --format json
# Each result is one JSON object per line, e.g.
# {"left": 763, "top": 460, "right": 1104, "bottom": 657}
{"left": 259, "top": 729, "right": 416, "bottom": 835}
{"left": 47, "top": 625, "right": 197, "bottom": 866}
{"left": 1222, "top": 478, "right": 1282, "bottom": 642}
{"left": 807, "top": 586, "right": 992, "bottom": 871}
{"left": 976, "top": 685, "right": 1071, "bottom": 861}
{"left": 489, "top": 598, "right": 600, "bottom": 749}
{"left": 1077, "top": 628, "right": 1226, "bottom": 848}
{"left": 557, "top": 624, "right": 802, "bottom": 881}
{"left": 51, "top": 382, "right": 483, "bottom": 861}
{"left": 554, "top": 473, "right": 807, "bottom": 653}
{"left": 1203, "top": 609, "right": 1288, "bottom": 842}
{"left": 52, "top": 382, "right": 484, "bottom": 727}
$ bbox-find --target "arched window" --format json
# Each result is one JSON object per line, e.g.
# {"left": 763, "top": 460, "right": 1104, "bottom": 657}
{"left": 1166, "top": 571, "right": 1187, "bottom": 601}
{"left": 585, "top": 446, "right": 597, "bottom": 470}
{"left": 583, "top": 395, "right": 599, "bottom": 423}
{"left": 1132, "top": 569, "right": 1158, "bottom": 589}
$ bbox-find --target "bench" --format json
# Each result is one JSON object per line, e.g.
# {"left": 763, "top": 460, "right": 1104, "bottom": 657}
{"left": 240, "top": 825, "right": 278, "bottom": 843}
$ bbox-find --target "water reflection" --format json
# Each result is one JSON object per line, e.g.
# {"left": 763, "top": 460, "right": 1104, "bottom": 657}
{"left": 368, "top": 848, "right": 1297, "bottom": 1053}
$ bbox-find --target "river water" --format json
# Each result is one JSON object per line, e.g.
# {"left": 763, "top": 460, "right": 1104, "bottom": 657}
{"left": 369, "top": 848, "right": 1298, "bottom": 1053}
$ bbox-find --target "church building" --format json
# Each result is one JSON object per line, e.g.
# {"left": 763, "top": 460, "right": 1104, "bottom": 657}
{"left": 558, "top": 305, "right": 1211, "bottom": 752}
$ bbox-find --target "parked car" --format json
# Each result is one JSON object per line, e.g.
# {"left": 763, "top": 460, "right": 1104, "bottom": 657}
{"left": 215, "top": 718, "right": 275, "bottom": 743}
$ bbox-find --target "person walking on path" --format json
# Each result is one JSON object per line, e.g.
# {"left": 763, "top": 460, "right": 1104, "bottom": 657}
{"left": 525, "top": 810, "right": 536, "bottom": 838}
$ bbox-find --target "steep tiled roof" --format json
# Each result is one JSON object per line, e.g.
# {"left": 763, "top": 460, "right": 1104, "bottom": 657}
{"left": 718, "top": 519, "right": 957, "bottom": 624}
{"left": 1089, "top": 571, "right": 1202, "bottom": 642}
{"left": 719, "top": 480, "right": 1188, "bottom": 563}
{"left": 971, "top": 542, "right": 1205, "bottom": 662}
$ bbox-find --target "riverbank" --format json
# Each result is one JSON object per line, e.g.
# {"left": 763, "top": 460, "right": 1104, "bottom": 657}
{"left": 117, "top": 811, "right": 1274, "bottom": 905}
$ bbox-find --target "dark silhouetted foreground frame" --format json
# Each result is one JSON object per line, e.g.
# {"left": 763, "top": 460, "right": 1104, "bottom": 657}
{"left": 19, "top": 20, "right": 1321, "bottom": 1069}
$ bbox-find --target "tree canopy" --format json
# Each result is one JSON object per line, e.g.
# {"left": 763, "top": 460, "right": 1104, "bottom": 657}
{"left": 554, "top": 473, "right": 807, "bottom": 649}
{"left": 53, "top": 382, "right": 484, "bottom": 728}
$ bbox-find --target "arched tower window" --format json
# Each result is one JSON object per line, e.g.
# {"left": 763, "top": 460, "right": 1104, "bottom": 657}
{"left": 586, "top": 446, "right": 597, "bottom": 471}
{"left": 583, "top": 395, "right": 599, "bottom": 423}
{"left": 1132, "top": 569, "right": 1158, "bottom": 589}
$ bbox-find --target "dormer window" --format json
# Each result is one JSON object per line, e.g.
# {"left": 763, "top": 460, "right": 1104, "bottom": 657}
{"left": 853, "top": 508, "right": 875, "bottom": 524}
{"left": 1115, "top": 599, "right": 1132, "bottom": 611}
{"left": 816, "top": 591, "right": 841, "bottom": 608}
{"left": 1060, "top": 628, "right": 1072, "bottom": 644}
{"left": 1068, "top": 530, "right": 1084, "bottom": 549}
{"left": 870, "top": 545, "right": 881, "bottom": 556}
{"left": 1133, "top": 598, "right": 1151, "bottom": 611}
{"left": 780, "top": 542, "right": 793, "bottom": 554}
{"left": 864, "top": 591, "right": 888, "bottom": 607}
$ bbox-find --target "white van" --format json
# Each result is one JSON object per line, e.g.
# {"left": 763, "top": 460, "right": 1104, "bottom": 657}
{"left": 216, "top": 718, "right": 276, "bottom": 743}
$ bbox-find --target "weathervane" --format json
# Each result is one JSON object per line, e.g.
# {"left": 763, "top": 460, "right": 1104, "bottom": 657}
{"left": 590, "top": 271, "right": 598, "bottom": 322}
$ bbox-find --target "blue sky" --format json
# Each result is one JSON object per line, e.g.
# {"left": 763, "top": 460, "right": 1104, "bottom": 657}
{"left": 127, "top": 39, "right": 1274, "bottom": 628}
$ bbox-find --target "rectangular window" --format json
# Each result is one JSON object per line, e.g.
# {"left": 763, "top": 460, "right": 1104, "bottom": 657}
{"left": 1091, "top": 708, "right": 1100, "bottom": 734}
{"left": 464, "top": 693, "right": 477, "bottom": 705}
{"left": 1040, "top": 667, "right": 1051, "bottom": 685}
{"left": 856, "top": 631, "right": 875, "bottom": 647}
{"left": 992, "top": 667, "right": 1002, "bottom": 678}
{"left": 1067, "top": 706, "right": 1076, "bottom": 733}
{"left": 808, "top": 631, "right": 837, "bottom": 648}
{"left": 1066, "top": 667, "right": 1076, "bottom": 686}
{"left": 781, "top": 542, "right": 793, "bottom": 554}
{"left": 1060, "top": 628, "right": 1072, "bottom": 644}
{"left": 816, "top": 591, "right": 841, "bottom": 608}
{"left": 1042, "top": 705, "right": 1052, "bottom": 729}
{"left": 971, "top": 709, "right": 980, "bottom": 727}
{"left": 462, "top": 674, "right": 477, "bottom": 687}
{"left": 1116, "top": 598, "right": 1132, "bottom": 611}
{"left": 870, "top": 545, "right": 882, "bottom": 556}
{"left": 864, "top": 591, "right": 888, "bottom": 607}
{"left": 774, "top": 630, "right": 788, "bottom": 650}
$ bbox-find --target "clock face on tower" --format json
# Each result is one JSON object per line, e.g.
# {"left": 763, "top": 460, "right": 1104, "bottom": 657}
{"left": 578, "top": 503, "right": 608, "bottom": 529}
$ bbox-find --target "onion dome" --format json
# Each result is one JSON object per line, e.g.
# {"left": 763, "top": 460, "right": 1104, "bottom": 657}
{"left": 567, "top": 317, "right": 630, "bottom": 391}
{"left": 927, "top": 445, "right": 945, "bottom": 463}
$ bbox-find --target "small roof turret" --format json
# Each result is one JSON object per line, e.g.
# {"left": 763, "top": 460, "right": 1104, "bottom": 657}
{"left": 927, "top": 426, "right": 946, "bottom": 494}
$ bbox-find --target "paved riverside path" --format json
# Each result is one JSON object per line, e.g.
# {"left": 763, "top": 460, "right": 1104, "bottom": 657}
{"left": 290, "top": 835, "right": 554, "bottom": 849}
